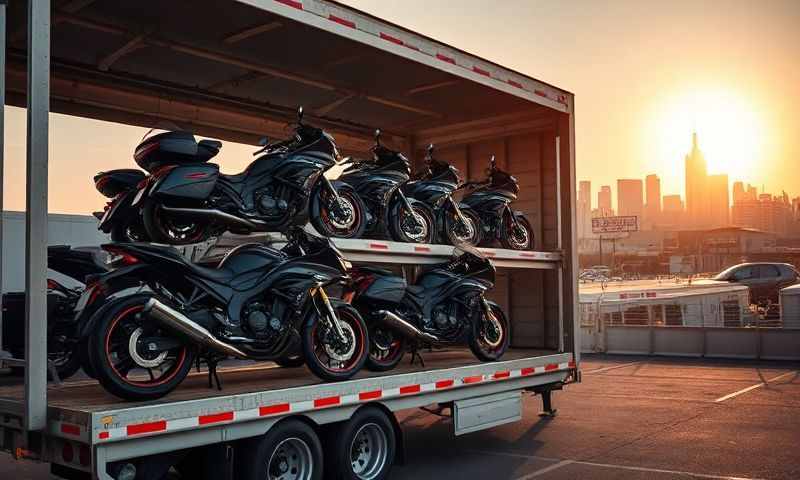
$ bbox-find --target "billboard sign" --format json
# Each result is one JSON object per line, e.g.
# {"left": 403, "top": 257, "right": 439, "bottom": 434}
{"left": 592, "top": 215, "right": 638, "bottom": 234}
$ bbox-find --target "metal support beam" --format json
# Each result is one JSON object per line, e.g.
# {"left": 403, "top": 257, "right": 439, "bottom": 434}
{"left": 314, "top": 94, "right": 355, "bottom": 116}
{"left": 205, "top": 71, "right": 265, "bottom": 92}
{"left": 98, "top": 33, "right": 147, "bottom": 71}
{"left": 24, "top": 0, "right": 50, "bottom": 432}
{"left": 0, "top": 0, "right": 6, "bottom": 365}
{"left": 223, "top": 21, "right": 282, "bottom": 44}
{"left": 406, "top": 79, "right": 460, "bottom": 96}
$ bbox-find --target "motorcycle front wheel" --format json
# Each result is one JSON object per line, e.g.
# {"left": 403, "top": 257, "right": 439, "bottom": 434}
{"left": 445, "top": 208, "right": 483, "bottom": 247}
{"left": 499, "top": 213, "right": 534, "bottom": 251}
{"left": 468, "top": 300, "right": 510, "bottom": 362}
{"left": 310, "top": 185, "right": 367, "bottom": 239}
{"left": 88, "top": 294, "right": 195, "bottom": 401}
{"left": 142, "top": 199, "right": 211, "bottom": 245}
{"left": 302, "top": 303, "right": 369, "bottom": 382}
{"left": 388, "top": 199, "right": 435, "bottom": 244}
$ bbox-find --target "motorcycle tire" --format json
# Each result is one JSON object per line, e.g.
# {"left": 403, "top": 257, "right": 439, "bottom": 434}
{"left": 110, "top": 222, "right": 149, "bottom": 243}
{"left": 388, "top": 199, "right": 435, "bottom": 244}
{"left": 302, "top": 303, "right": 369, "bottom": 382}
{"left": 88, "top": 294, "right": 195, "bottom": 401}
{"left": 142, "top": 199, "right": 211, "bottom": 246}
{"left": 468, "top": 300, "right": 510, "bottom": 362}
{"left": 310, "top": 184, "right": 367, "bottom": 239}
{"left": 445, "top": 207, "right": 483, "bottom": 247}
{"left": 364, "top": 325, "right": 407, "bottom": 372}
{"left": 499, "top": 213, "right": 535, "bottom": 251}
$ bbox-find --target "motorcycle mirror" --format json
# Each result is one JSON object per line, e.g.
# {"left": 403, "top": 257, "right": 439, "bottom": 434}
{"left": 489, "top": 155, "right": 497, "bottom": 170}
{"left": 425, "top": 143, "right": 434, "bottom": 162}
{"left": 297, "top": 106, "right": 304, "bottom": 124}
{"left": 258, "top": 136, "right": 269, "bottom": 146}
{"left": 374, "top": 129, "right": 381, "bottom": 146}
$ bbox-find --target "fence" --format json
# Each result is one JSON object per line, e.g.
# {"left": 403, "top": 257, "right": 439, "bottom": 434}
{"left": 580, "top": 297, "right": 800, "bottom": 360}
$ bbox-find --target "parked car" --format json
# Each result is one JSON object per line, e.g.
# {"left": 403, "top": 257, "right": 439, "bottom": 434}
{"left": 712, "top": 262, "right": 800, "bottom": 304}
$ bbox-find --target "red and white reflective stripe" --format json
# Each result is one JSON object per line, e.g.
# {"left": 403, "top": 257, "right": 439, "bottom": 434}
{"left": 275, "top": 0, "right": 303, "bottom": 10}
{"left": 328, "top": 14, "right": 355, "bottom": 28}
{"left": 94, "top": 359, "right": 574, "bottom": 442}
{"left": 368, "top": 242, "right": 389, "bottom": 250}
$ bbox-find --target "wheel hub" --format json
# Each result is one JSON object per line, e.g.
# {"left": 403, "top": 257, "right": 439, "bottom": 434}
{"left": 267, "top": 437, "right": 313, "bottom": 480}
{"left": 129, "top": 328, "right": 168, "bottom": 368}
{"left": 328, "top": 196, "right": 356, "bottom": 229}
{"left": 349, "top": 423, "right": 388, "bottom": 480}
{"left": 401, "top": 211, "right": 428, "bottom": 241}
{"left": 324, "top": 322, "right": 356, "bottom": 362}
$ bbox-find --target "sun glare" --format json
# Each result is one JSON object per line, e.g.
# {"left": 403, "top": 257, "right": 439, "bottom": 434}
{"left": 644, "top": 88, "right": 766, "bottom": 190}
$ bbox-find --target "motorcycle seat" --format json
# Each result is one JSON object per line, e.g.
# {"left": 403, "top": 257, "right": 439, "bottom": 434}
{"left": 186, "top": 261, "right": 235, "bottom": 283}
{"left": 221, "top": 171, "right": 249, "bottom": 183}
{"left": 355, "top": 265, "right": 397, "bottom": 277}
{"left": 406, "top": 284, "right": 426, "bottom": 300}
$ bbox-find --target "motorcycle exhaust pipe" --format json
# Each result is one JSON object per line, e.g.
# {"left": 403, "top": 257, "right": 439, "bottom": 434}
{"left": 376, "top": 310, "right": 439, "bottom": 344}
{"left": 144, "top": 298, "right": 248, "bottom": 359}
{"left": 159, "top": 206, "right": 260, "bottom": 230}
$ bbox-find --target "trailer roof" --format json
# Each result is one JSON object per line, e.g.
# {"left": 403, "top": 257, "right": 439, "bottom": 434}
{"left": 5, "top": 0, "right": 572, "bottom": 151}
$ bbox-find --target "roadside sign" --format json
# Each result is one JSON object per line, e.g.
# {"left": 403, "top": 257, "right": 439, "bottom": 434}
{"left": 592, "top": 216, "right": 638, "bottom": 234}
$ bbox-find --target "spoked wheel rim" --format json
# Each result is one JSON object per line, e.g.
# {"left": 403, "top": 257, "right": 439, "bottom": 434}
{"left": 319, "top": 191, "right": 363, "bottom": 237}
{"left": 477, "top": 305, "right": 506, "bottom": 353}
{"left": 369, "top": 328, "right": 403, "bottom": 365}
{"left": 399, "top": 206, "right": 432, "bottom": 243}
{"left": 349, "top": 423, "right": 389, "bottom": 480}
{"left": 449, "top": 212, "right": 480, "bottom": 245}
{"left": 311, "top": 310, "right": 366, "bottom": 373}
{"left": 267, "top": 437, "right": 314, "bottom": 480}
{"left": 153, "top": 206, "right": 206, "bottom": 243}
{"left": 104, "top": 305, "right": 189, "bottom": 387}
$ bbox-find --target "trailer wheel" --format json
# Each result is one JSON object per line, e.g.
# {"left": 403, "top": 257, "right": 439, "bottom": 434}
{"left": 238, "top": 419, "right": 323, "bottom": 480}
{"left": 326, "top": 407, "right": 396, "bottom": 480}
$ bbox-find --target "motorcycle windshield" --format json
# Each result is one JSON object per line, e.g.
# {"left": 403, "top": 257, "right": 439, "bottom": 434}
{"left": 450, "top": 243, "right": 495, "bottom": 284}
{"left": 489, "top": 170, "right": 520, "bottom": 195}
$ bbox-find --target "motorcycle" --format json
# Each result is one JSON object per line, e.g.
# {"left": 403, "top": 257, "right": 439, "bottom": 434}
{"left": 339, "top": 130, "right": 435, "bottom": 243}
{"left": 462, "top": 155, "right": 535, "bottom": 250}
{"left": 86, "top": 228, "right": 369, "bottom": 401}
{"left": 93, "top": 168, "right": 150, "bottom": 242}
{"left": 346, "top": 244, "right": 510, "bottom": 371}
{"left": 2, "top": 245, "right": 109, "bottom": 380}
{"left": 133, "top": 107, "right": 367, "bottom": 245}
{"left": 402, "top": 145, "right": 483, "bottom": 246}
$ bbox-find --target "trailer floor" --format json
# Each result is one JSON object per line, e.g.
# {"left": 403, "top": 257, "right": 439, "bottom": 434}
{"left": 0, "top": 348, "right": 553, "bottom": 411}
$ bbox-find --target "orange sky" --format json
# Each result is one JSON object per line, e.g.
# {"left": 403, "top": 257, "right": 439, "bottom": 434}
{"left": 2, "top": 0, "right": 799, "bottom": 214}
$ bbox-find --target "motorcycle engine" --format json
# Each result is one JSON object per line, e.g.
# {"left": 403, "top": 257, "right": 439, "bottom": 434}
{"left": 430, "top": 303, "right": 461, "bottom": 339}
{"left": 257, "top": 186, "right": 289, "bottom": 218}
{"left": 243, "top": 301, "right": 285, "bottom": 341}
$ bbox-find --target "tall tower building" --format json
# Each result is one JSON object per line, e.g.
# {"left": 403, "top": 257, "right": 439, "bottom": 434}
{"left": 684, "top": 132, "right": 710, "bottom": 228}
{"left": 617, "top": 179, "right": 644, "bottom": 221}
{"left": 577, "top": 181, "right": 591, "bottom": 238}
{"left": 598, "top": 185, "right": 613, "bottom": 216}
{"left": 661, "top": 194, "right": 684, "bottom": 227}
{"left": 645, "top": 174, "right": 661, "bottom": 227}
{"left": 732, "top": 181, "right": 746, "bottom": 204}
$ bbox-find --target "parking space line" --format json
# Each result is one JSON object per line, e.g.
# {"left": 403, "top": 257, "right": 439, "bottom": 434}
{"left": 472, "top": 450, "right": 762, "bottom": 480}
{"left": 513, "top": 459, "right": 574, "bottom": 479}
{"left": 582, "top": 361, "right": 642, "bottom": 374}
{"left": 714, "top": 370, "right": 797, "bottom": 403}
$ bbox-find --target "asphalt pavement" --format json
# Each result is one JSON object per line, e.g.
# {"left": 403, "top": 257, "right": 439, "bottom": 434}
{"left": 1, "top": 354, "right": 798, "bottom": 479}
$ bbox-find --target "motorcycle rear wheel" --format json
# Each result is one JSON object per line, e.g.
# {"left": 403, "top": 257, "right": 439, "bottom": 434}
{"left": 88, "top": 294, "right": 195, "bottom": 401}
{"left": 365, "top": 326, "right": 406, "bottom": 372}
{"left": 142, "top": 199, "right": 211, "bottom": 245}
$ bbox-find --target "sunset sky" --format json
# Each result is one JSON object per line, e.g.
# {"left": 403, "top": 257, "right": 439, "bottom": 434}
{"left": 2, "top": 0, "right": 799, "bottom": 213}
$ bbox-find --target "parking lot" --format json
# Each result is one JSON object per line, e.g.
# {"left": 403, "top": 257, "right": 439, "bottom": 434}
{"left": 1, "top": 354, "right": 797, "bottom": 479}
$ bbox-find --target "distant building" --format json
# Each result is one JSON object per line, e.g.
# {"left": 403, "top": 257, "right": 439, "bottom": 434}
{"left": 684, "top": 132, "right": 709, "bottom": 228}
{"left": 617, "top": 179, "right": 643, "bottom": 220}
{"left": 597, "top": 185, "right": 613, "bottom": 216}
{"left": 661, "top": 194, "right": 684, "bottom": 227}
{"left": 708, "top": 174, "right": 729, "bottom": 228}
{"left": 732, "top": 186, "right": 794, "bottom": 237}
{"left": 644, "top": 174, "right": 661, "bottom": 227}
{"left": 578, "top": 180, "right": 592, "bottom": 238}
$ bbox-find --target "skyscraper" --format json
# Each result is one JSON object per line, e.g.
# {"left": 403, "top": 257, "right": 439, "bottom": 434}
{"left": 661, "top": 194, "right": 684, "bottom": 227}
{"left": 578, "top": 181, "right": 591, "bottom": 238}
{"left": 732, "top": 181, "right": 746, "bottom": 205}
{"left": 684, "top": 132, "right": 709, "bottom": 228}
{"left": 598, "top": 185, "right": 613, "bottom": 216}
{"left": 645, "top": 174, "right": 661, "bottom": 227}
{"left": 617, "top": 179, "right": 643, "bottom": 221}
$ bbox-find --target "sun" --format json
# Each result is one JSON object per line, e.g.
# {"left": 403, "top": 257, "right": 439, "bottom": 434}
{"left": 643, "top": 87, "right": 765, "bottom": 190}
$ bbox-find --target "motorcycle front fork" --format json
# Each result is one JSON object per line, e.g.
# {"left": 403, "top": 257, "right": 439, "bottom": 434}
{"left": 311, "top": 285, "right": 348, "bottom": 343}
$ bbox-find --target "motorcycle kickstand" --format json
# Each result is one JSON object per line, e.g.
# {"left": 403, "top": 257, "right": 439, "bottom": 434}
{"left": 409, "top": 348, "right": 425, "bottom": 368}
{"left": 206, "top": 357, "right": 223, "bottom": 391}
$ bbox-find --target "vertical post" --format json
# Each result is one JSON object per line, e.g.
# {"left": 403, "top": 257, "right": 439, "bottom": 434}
{"left": 24, "top": 0, "right": 50, "bottom": 432}
{"left": 555, "top": 135, "right": 564, "bottom": 353}
{"left": 558, "top": 107, "right": 579, "bottom": 365}
{"left": 0, "top": 0, "right": 7, "bottom": 364}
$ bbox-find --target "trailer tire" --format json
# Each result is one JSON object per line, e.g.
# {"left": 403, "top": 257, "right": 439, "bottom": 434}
{"left": 326, "top": 407, "right": 396, "bottom": 480}
{"left": 238, "top": 419, "right": 323, "bottom": 480}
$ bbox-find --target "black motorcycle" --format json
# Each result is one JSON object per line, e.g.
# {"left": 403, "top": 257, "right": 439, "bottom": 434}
{"left": 86, "top": 228, "right": 369, "bottom": 400}
{"left": 402, "top": 145, "right": 483, "bottom": 246}
{"left": 133, "top": 108, "right": 366, "bottom": 245}
{"left": 462, "top": 155, "right": 535, "bottom": 250}
{"left": 2, "top": 246, "right": 109, "bottom": 380}
{"left": 93, "top": 168, "right": 150, "bottom": 242}
{"left": 346, "top": 244, "right": 509, "bottom": 371}
{"left": 339, "top": 130, "right": 435, "bottom": 243}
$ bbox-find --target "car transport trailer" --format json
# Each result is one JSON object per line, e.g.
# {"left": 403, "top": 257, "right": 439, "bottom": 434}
{"left": 0, "top": 0, "right": 578, "bottom": 478}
